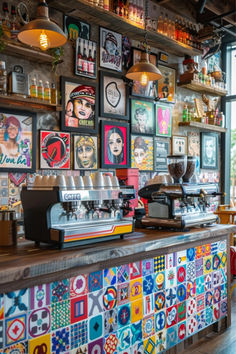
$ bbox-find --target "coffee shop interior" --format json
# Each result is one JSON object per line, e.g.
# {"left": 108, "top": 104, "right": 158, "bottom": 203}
{"left": 0, "top": 0, "right": 236, "bottom": 352}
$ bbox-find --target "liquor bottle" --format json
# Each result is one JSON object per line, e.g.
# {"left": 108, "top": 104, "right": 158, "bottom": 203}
{"left": 157, "top": 12, "right": 163, "bottom": 34}
{"left": 30, "top": 78, "right": 38, "bottom": 99}
{"left": 38, "top": 80, "right": 44, "bottom": 100}
{"left": 114, "top": 0, "right": 119, "bottom": 15}
{"left": 92, "top": 45, "right": 96, "bottom": 76}
{"left": 51, "top": 83, "right": 57, "bottom": 105}
{"left": 44, "top": 81, "right": 51, "bottom": 102}
{"left": 87, "top": 43, "right": 94, "bottom": 75}
{"left": 140, "top": 0, "right": 144, "bottom": 27}
{"left": 163, "top": 14, "right": 168, "bottom": 35}
{"left": 136, "top": 0, "right": 140, "bottom": 24}
{"left": 82, "top": 40, "right": 88, "bottom": 74}
{"left": 2, "top": 2, "right": 11, "bottom": 38}
{"left": 103, "top": 0, "right": 109, "bottom": 11}
{"left": 10, "top": 5, "right": 18, "bottom": 39}
{"left": 177, "top": 18, "right": 183, "bottom": 42}
{"left": 133, "top": 0, "right": 137, "bottom": 23}
{"left": 119, "top": 0, "right": 124, "bottom": 17}
{"left": 129, "top": 0, "right": 133, "bottom": 21}
{"left": 181, "top": 19, "right": 186, "bottom": 44}
{"left": 175, "top": 18, "right": 179, "bottom": 40}
{"left": 167, "top": 18, "right": 172, "bottom": 38}
{"left": 182, "top": 104, "right": 188, "bottom": 122}
{"left": 77, "top": 39, "right": 83, "bottom": 72}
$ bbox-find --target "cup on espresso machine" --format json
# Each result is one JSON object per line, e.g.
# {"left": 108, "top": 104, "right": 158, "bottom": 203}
{"left": 0, "top": 209, "right": 17, "bottom": 246}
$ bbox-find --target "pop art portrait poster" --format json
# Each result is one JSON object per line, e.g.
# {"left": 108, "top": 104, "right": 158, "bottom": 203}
{"left": 61, "top": 76, "right": 98, "bottom": 134}
{"left": 40, "top": 130, "right": 71, "bottom": 170}
{"left": 131, "top": 99, "right": 154, "bottom": 135}
{"left": 64, "top": 15, "right": 90, "bottom": 40}
{"left": 0, "top": 109, "right": 36, "bottom": 172}
{"left": 74, "top": 135, "right": 97, "bottom": 170}
{"left": 131, "top": 135, "right": 154, "bottom": 171}
{"left": 100, "top": 27, "right": 122, "bottom": 72}
{"left": 101, "top": 120, "right": 130, "bottom": 169}
{"left": 155, "top": 103, "right": 172, "bottom": 138}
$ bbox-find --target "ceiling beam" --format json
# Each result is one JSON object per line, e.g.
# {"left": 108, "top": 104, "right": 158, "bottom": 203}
{"left": 205, "top": 3, "right": 236, "bottom": 26}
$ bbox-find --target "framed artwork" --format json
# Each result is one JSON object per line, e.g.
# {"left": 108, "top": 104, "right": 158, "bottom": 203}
{"left": 64, "top": 16, "right": 90, "bottom": 40}
{"left": 131, "top": 135, "right": 154, "bottom": 171}
{"left": 100, "top": 70, "right": 129, "bottom": 120}
{"left": 157, "top": 64, "right": 176, "bottom": 102}
{"left": 100, "top": 27, "right": 122, "bottom": 72}
{"left": 0, "top": 109, "right": 36, "bottom": 172}
{"left": 40, "top": 130, "right": 71, "bottom": 170}
{"left": 132, "top": 48, "right": 157, "bottom": 66}
{"left": 131, "top": 98, "right": 154, "bottom": 135}
{"left": 122, "top": 36, "right": 132, "bottom": 70}
{"left": 155, "top": 102, "right": 172, "bottom": 137}
{"left": 188, "top": 132, "right": 200, "bottom": 157}
{"left": 139, "top": 172, "right": 151, "bottom": 190}
{"left": 172, "top": 136, "right": 187, "bottom": 155}
{"left": 74, "top": 135, "right": 97, "bottom": 170}
{"left": 200, "top": 132, "right": 218, "bottom": 170}
{"left": 154, "top": 137, "right": 170, "bottom": 172}
{"left": 131, "top": 81, "right": 157, "bottom": 99}
{"left": 61, "top": 76, "right": 98, "bottom": 134}
{"left": 75, "top": 37, "right": 97, "bottom": 79}
{"left": 101, "top": 120, "right": 130, "bottom": 169}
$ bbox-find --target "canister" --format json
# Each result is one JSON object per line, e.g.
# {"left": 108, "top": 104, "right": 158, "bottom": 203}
{"left": 0, "top": 210, "right": 17, "bottom": 246}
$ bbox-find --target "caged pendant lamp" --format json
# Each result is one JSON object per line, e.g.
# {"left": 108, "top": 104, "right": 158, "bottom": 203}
{"left": 125, "top": 35, "right": 162, "bottom": 86}
{"left": 17, "top": 0, "right": 67, "bottom": 51}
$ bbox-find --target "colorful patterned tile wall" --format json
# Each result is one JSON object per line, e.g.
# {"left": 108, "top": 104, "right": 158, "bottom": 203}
{"left": 0, "top": 240, "right": 228, "bottom": 353}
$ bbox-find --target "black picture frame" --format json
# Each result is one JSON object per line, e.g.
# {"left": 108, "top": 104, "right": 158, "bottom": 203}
{"left": 130, "top": 97, "right": 155, "bottom": 135}
{"left": 99, "top": 26, "right": 122, "bottom": 72}
{"left": 75, "top": 37, "right": 97, "bottom": 79}
{"left": 131, "top": 135, "right": 154, "bottom": 171}
{"left": 61, "top": 76, "right": 98, "bottom": 134}
{"left": 101, "top": 120, "right": 130, "bottom": 169}
{"left": 200, "top": 132, "right": 218, "bottom": 170}
{"left": 73, "top": 134, "right": 98, "bottom": 170}
{"left": 154, "top": 137, "right": 170, "bottom": 172}
{"left": 100, "top": 70, "right": 129, "bottom": 120}
{"left": 0, "top": 108, "right": 36, "bottom": 173}
{"left": 64, "top": 15, "right": 90, "bottom": 40}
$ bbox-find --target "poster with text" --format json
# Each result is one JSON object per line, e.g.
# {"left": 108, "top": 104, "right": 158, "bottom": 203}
{"left": 100, "top": 27, "right": 122, "bottom": 72}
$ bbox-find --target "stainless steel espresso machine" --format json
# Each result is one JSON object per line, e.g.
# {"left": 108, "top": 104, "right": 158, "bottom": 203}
{"left": 139, "top": 155, "right": 221, "bottom": 230}
{"left": 21, "top": 172, "right": 135, "bottom": 248}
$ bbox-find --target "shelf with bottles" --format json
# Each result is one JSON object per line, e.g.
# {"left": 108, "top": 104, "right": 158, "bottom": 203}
{"left": 177, "top": 80, "right": 227, "bottom": 97}
{"left": 0, "top": 94, "right": 62, "bottom": 112}
{"left": 179, "top": 121, "right": 227, "bottom": 133}
{"left": 48, "top": 0, "right": 202, "bottom": 57}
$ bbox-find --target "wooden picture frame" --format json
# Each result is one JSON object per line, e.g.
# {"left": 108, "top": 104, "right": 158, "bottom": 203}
{"left": 61, "top": 76, "right": 98, "bottom": 134}
{"left": 100, "top": 70, "right": 129, "bottom": 120}
{"left": 131, "top": 135, "right": 154, "bottom": 171}
{"left": 40, "top": 130, "right": 71, "bottom": 170}
{"left": 157, "top": 64, "right": 176, "bottom": 102}
{"left": 154, "top": 137, "right": 170, "bottom": 172}
{"left": 101, "top": 120, "right": 130, "bottom": 169}
{"left": 64, "top": 15, "right": 90, "bottom": 40}
{"left": 75, "top": 37, "right": 97, "bottom": 79}
{"left": 172, "top": 136, "right": 187, "bottom": 155}
{"left": 200, "top": 132, "right": 218, "bottom": 170}
{"left": 0, "top": 108, "right": 36, "bottom": 172}
{"left": 73, "top": 134, "right": 98, "bottom": 170}
{"left": 130, "top": 97, "right": 155, "bottom": 135}
{"left": 100, "top": 27, "right": 122, "bottom": 72}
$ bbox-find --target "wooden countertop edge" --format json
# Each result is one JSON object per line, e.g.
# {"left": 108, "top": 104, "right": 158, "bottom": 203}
{"left": 0, "top": 224, "right": 234, "bottom": 292}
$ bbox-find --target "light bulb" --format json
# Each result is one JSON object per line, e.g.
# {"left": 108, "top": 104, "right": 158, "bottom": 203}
{"left": 39, "top": 30, "right": 50, "bottom": 50}
{"left": 140, "top": 73, "right": 148, "bottom": 86}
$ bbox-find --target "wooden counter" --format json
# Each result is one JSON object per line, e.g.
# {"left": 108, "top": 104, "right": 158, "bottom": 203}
{"left": 0, "top": 224, "right": 235, "bottom": 293}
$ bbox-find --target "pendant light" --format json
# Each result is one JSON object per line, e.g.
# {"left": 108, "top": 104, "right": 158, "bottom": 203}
{"left": 125, "top": 35, "right": 162, "bottom": 85}
{"left": 17, "top": 0, "right": 67, "bottom": 51}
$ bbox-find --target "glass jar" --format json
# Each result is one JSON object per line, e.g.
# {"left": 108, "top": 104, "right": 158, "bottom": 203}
{"left": 167, "top": 155, "right": 187, "bottom": 183}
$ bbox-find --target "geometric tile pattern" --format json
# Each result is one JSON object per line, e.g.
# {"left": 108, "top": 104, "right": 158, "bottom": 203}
{"left": 0, "top": 241, "right": 227, "bottom": 351}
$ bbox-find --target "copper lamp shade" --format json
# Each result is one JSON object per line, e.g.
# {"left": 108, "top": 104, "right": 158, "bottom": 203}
{"left": 126, "top": 52, "right": 162, "bottom": 82}
{"left": 18, "top": 0, "right": 67, "bottom": 50}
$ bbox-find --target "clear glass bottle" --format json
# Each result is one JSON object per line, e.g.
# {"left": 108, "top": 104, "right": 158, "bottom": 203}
{"left": 2, "top": 2, "right": 11, "bottom": 38}
{"left": 163, "top": 14, "right": 168, "bottom": 35}
{"left": 38, "top": 80, "right": 44, "bottom": 100}
{"left": 44, "top": 81, "right": 51, "bottom": 102}
{"left": 51, "top": 83, "right": 57, "bottom": 105}
{"left": 157, "top": 12, "right": 163, "bottom": 34}
{"left": 0, "top": 61, "right": 7, "bottom": 95}
{"left": 30, "top": 78, "right": 38, "bottom": 99}
{"left": 182, "top": 104, "right": 188, "bottom": 122}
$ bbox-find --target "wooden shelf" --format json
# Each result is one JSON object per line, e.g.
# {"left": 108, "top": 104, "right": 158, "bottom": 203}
{"left": 179, "top": 121, "right": 227, "bottom": 133}
{"left": 177, "top": 80, "right": 227, "bottom": 96}
{"left": 3, "top": 40, "right": 54, "bottom": 64}
{"left": 0, "top": 95, "right": 62, "bottom": 112}
{"left": 48, "top": 0, "right": 202, "bottom": 57}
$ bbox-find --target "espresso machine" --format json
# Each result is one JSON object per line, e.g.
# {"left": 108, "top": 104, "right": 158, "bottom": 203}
{"left": 139, "top": 155, "right": 221, "bottom": 230}
{"left": 21, "top": 172, "right": 135, "bottom": 248}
